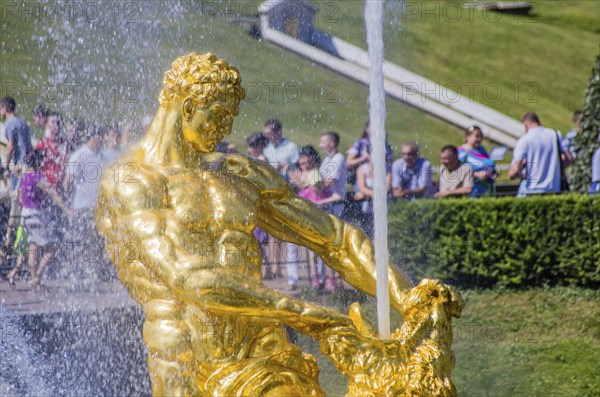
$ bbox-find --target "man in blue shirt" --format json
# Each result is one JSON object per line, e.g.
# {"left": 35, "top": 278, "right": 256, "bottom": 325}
{"left": 263, "top": 118, "right": 299, "bottom": 176}
{"left": 392, "top": 142, "right": 433, "bottom": 200}
{"left": 1, "top": 96, "right": 33, "bottom": 172}
{"left": 1, "top": 96, "right": 33, "bottom": 255}
{"left": 509, "top": 112, "right": 563, "bottom": 196}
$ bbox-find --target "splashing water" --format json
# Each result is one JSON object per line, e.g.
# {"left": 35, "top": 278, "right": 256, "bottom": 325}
{"left": 39, "top": 0, "right": 190, "bottom": 124}
{"left": 0, "top": 305, "right": 52, "bottom": 397}
{"left": 365, "top": 0, "right": 390, "bottom": 339}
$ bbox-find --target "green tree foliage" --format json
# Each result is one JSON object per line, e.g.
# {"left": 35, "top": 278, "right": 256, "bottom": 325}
{"left": 571, "top": 55, "right": 600, "bottom": 192}
{"left": 388, "top": 195, "right": 600, "bottom": 288}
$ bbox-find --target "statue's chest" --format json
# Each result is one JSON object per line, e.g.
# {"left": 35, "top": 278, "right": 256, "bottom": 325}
{"left": 166, "top": 170, "right": 260, "bottom": 234}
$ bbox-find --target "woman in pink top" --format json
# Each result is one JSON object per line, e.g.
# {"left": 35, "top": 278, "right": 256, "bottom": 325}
{"left": 7, "top": 150, "right": 74, "bottom": 288}
{"left": 289, "top": 146, "right": 333, "bottom": 289}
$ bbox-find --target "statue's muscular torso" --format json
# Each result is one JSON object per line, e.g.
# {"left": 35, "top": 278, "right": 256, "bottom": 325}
{"left": 99, "top": 152, "right": 291, "bottom": 366}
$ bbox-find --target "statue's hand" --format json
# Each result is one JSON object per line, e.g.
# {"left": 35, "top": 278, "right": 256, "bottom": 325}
{"left": 274, "top": 296, "right": 353, "bottom": 337}
{"left": 303, "top": 305, "right": 354, "bottom": 337}
{"left": 317, "top": 303, "right": 399, "bottom": 392}
{"left": 318, "top": 281, "right": 464, "bottom": 396}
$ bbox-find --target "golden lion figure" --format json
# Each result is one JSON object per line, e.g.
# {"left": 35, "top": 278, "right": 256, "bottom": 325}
{"left": 95, "top": 52, "right": 463, "bottom": 396}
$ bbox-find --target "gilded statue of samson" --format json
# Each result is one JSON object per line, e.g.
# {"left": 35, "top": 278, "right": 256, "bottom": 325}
{"left": 95, "top": 52, "right": 463, "bottom": 396}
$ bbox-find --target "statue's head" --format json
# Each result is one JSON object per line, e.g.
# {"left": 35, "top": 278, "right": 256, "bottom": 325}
{"left": 160, "top": 52, "right": 245, "bottom": 153}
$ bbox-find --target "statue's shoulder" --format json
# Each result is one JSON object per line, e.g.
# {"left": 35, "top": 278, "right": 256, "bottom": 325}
{"left": 222, "top": 153, "right": 254, "bottom": 171}
{"left": 223, "top": 153, "right": 289, "bottom": 192}
{"left": 204, "top": 152, "right": 261, "bottom": 175}
{"left": 101, "top": 152, "right": 168, "bottom": 203}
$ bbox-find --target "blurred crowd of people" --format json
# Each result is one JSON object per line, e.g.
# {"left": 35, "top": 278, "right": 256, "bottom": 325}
{"left": 0, "top": 97, "right": 151, "bottom": 290}
{"left": 1, "top": 94, "right": 597, "bottom": 291}
{"left": 228, "top": 112, "right": 596, "bottom": 290}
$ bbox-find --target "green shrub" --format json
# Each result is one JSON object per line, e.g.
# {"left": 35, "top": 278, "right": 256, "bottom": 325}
{"left": 571, "top": 55, "right": 600, "bottom": 192}
{"left": 388, "top": 195, "right": 600, "bottom": 288}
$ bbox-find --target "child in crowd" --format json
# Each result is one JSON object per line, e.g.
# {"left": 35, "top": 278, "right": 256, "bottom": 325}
{"left": 291, "top": 145, "right": 332, "bottom": 204}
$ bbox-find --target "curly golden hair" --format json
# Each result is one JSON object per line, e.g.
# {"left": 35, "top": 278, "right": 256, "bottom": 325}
{"left": 159, "top": 52, "right": 245, "bottom": 109}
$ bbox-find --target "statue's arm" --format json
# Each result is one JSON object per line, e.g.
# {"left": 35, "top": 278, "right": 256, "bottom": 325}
{"left": 95, "top": 161, "right": 351, "bottom": 337}
{"left": 246, "top": 157, "right": 413, "bottom": 312}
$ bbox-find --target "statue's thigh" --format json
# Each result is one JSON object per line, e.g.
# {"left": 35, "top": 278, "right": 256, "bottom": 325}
{"left": 203, "top": 355, "right": 325, "bottom": 397}
{"left": 143, "top": 299, "right": 191, "bottom": 359}
{"left": 143, "top": 299, "right": 197, "bottom": 396}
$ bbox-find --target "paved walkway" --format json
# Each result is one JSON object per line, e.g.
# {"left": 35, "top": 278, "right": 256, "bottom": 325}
{"left": 0, "top": 261, "right": 350, "bottom": 316}
{"left": 0, "top": 279, "right": 136, "bottom": 315}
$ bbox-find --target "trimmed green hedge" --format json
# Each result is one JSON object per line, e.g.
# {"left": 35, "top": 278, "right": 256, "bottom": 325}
{"left": 388, "top": 195, "right": 600, "bottom": 288}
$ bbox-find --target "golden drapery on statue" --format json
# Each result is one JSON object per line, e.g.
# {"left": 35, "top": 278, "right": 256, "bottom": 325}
{"left": 95, "top": 52, "right": 464, "bottom": 396}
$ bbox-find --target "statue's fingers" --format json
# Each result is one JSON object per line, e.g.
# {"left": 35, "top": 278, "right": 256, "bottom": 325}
{"left": 349, "top": 302, "right": 378, "bottom": 338}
